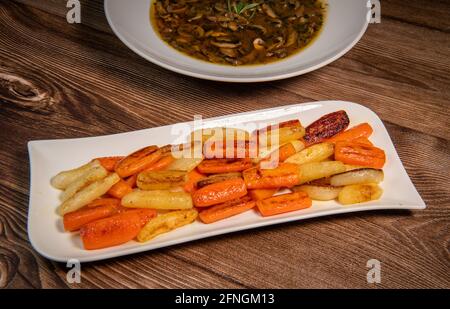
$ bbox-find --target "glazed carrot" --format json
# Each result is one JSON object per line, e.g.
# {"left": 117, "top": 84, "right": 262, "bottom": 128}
{"left": 249, "top": 188, "right": 278, "bottom": 201}
{"left": 115, "top": 146, "right": 162, "bottom": 178}
{"left": 335, "top": 141, "right": 386, "bottom": 169}
{"left": 80, "top": 209, "right": 156, "bottom": 250}
{"left": 86, "top": 198, "right": 121, "bottom": 208}
{"left": 326, "top": 123, "right": 373, "bottom": 144}
{"left": 183, "top": 169, "right": 206, "bottom": 193}
{"left": 243, "top": 164, "right": 299, "bottom": 189}
{"left": 197, "top": 159, "right": 253, "bottom": 174}
{"left": 125, "top": 174, "right": 138, "bottom": 188}
{"left": 143, "top": 154, "right": 175, "bottom": 172}
{"left": 352, "top": 137, "right": 373, "bottom": 146}
{"left": 304, "top": 111, "right": 350, "bottom": 146}
{"left": 96, "top": 156, "right": 124, "bottom": 172}
{"left": 63, "top": 203, "right": 122, "bottom": 232}
{"left": 192, "top": 178, "right": 247, "bottom": 207}
{"left": 107, "top": 179, "right": 133, "bottom": 199}
{"left": 256, "top": 192, "right": 312, "bottom": 217}
{"left": 199, "top": 196, "right": 256, "bottom": 224}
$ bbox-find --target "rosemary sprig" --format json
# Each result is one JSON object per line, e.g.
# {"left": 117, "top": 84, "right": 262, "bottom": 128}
{"left": 227, "top": 1, "right": 263, "bottom": 15}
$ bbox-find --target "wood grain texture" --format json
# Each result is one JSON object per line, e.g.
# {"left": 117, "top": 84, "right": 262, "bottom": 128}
{"left": 0, "top": 0, "right": 449, "bottom": 289}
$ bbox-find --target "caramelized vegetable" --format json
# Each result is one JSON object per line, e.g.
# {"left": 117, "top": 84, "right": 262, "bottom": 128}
{"left": 199, "top": 196, "right": 256, "bottom": 224}
{"left": 197, "top": 158, "right": 253, "bottom": 174}
{"left": 243, "top": 163, "right": 299, "bottom": 189}
{"left": 326, "top": 123, "right": 373, "bottom": 144}
{"left": 256, "top": 192, "right": 312, "bottom": 217}
{"left": 335, "top": 141, "right": 386, "bottom": 169}
{"left": 304, "top": 110, "right": 350, "bottom": 145}
{"left": 115, "top": 146, "right": 162, "bottom": 178}
{"left": 192, "top": 178, "right": 248, "bottom": 207}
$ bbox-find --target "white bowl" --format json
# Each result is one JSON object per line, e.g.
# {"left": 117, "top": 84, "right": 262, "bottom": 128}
{"left": 105, "top": 0, "right": 370, "bottom": 82}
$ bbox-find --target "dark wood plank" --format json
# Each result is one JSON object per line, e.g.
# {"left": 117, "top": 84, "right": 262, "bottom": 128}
{"left": 0, "top": 0, "right": 449, "bottom": 289}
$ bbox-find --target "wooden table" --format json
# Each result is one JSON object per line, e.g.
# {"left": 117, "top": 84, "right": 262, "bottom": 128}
{"left": 1, "top": 0, "right": 449, "bottom": 289}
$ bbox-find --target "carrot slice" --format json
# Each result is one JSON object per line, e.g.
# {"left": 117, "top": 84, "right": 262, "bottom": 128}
{"left": 326, "top": 123, "right": 373, "bottom": 144}
{"left": 107, "top": 179, "right": 133, "bottom": 199}
{"left": 80, "top": 209, "right": 156, "bottom": 250}
{"left": 256, "top": 192, "right": 312, "bottom": 217}
{"left": 249, "top": 188, "right": 278, "bottom": 201}
{"left": 335, "top": 141, "right": 386, "bottom": 169}
{"left": 143, "top": 154, "right": 175, "bottom": 172}
{"left": 192, "top": 178, "right": 247, "bottom": 207}
{"left": 63, "top": 203, "right": 122, "bottom": 232}
{"left": 96, "top": 156, "right": 124, "bottom": 171}
{"left": 115, "top": 146, "right": 162, "bottom": 178}
{"left": 243, "top": 164, "right": 299, "bottom": 189}
{"left": 199, "top": 196, "right": 256, "bottom": 224}
{"left": 197, "top": 158, "right": 253, "bottom": 174}
{"left": 183, "top": 169, "right": 206, "bottom": 193}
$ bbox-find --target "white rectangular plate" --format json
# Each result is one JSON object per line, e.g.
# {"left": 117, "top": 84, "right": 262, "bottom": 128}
{"left": 28, "top": 101, "right": 425, "bottom": 262}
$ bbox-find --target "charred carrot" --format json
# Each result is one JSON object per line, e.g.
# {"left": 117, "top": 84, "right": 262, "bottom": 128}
{"left": 197, "top": 159, "right": 253, "bottom": 174}
{"left": 95, "top": 156, "right": 124, "bottom": 172}
{"left": 249, "top": 188, "right": 278, "bottom": 201}
{"left": 335, "top": 141, "right": 386, "bottom": 169}
{"left": 86, "top": 198, "right": 121, "bottom": 208}
{"left": 107, "top": 179, "right": 133, "bottom": 199}
{"left": 80, "top": 209, "right": 156, "bottom": 250}
{"left": 256, "top": 192, "right": 312, "bottom": 217}
{"left": 304, "top": 111, "right": 350, "bottom": 146}
{"left": 199, "top": 196, "right": 256, "bottom": 224}
{"left": 243, "top": 163, "right": 299, "bottom": 189}
{"left": 192, "top": 178, "right": 247, "bottom": 207}
{"left": 183, "top": 169, "right": 206, "bottom": 193}
{"left": 63, "top": 203, "right": 122, "bottom": 232}
{"left": 326, "top": 123, "right": 373, "bottom": 144}
{"left": 143, "top": 154, "right": 175, "bottom": 172}
{"left": 115, "top": 146, "right": 162, "bottom": 178}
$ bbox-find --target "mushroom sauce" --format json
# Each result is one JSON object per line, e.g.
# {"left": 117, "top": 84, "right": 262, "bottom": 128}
{"left": 152, "top": 0, "right": 326, "bottom": 66}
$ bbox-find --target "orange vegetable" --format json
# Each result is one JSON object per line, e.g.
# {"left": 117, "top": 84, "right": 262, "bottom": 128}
{"left": 107, "top": 179, "right": 133, "bottom": 199}
{"left": 125, "top": 174, "right": 138, "bottom": 188}
{"left": 192, "top": 178, "right": 247, "bottom": 207}
{"left": 243, "top": 163, "right": 299, "bottom": 189}
{"left": 249, "top": 189, "right": 278, "bottom": 201}
{"left": 260, "top": 142, "right": 298, "bottom": 166}
{"left": 96, "top": 156, "right": 124, "bottom": 171}
{"left": 199, "top": 196, "right": 256, "bottom": 224}
{"left": 115, "top": 146, "right": 162, "bottom": 178}
{"left": 326, "top": 123, "right": 373, "bottom": 144}
{"left": 197, "top": 158, "right": 253, "bottom": 174}
{"left": 144, "top": 154, "right": 175, "bottom": 172}
{"left": 80, "top": 209, "right": 156, "bottom": 250}
{"left": 203, "top": 140, "right": 250, "bottom": 159}
{"left": 352, "top": 137, "right": 373, "bottom": 146}
{"left": 183, "top": 169, "right": 206, "bottom": 193}
{"left": 63, "top": 203, "right": 122, "bottom": 232}
{"left": 335, "top": 141, "right": 386, "bottom": 169}
{"left": 256, "top": 192, "right": 312, "bottom": 217}
{"left": 86, "top": 198, "right": 121, "bottom": 208}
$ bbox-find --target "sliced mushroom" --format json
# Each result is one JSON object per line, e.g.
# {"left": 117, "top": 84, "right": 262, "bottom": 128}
{"left": 267, "top": 36, "right": 284, "bottom": 51}
{"left": 286, "top": 28, "right": 298, "bottom": 47}
{"left": 262, "top": 4, "right": 278, "bottom": 18}
{"left": 211, "top": 41, "right": 242, "bottom": 49}
{"left": 247, "top": 24, "right": 267, "bottom": 35}
{"left": 220, "top": 48, "right": 238, "bottom": 58}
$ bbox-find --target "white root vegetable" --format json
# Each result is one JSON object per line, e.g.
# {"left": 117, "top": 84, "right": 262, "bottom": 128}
{"left": 122, "top": 190, "right": 193, "bottom": 210}
{"left": 293, "top": 185, "right": 342, "bottom": 201}
{"left": 338, "top": 183, "right": 383, "bottom": 205}
{"left": 60, "top": 165, "right": 108, "bottom": 202}
{"left": 330, "top": 168, "right": 384, "bottom": 187}
{"left": 285, "top": 142, "right": 334, "bottom": 165}
{"left": 51, "top": 160, "right": 101, "bottom": 190}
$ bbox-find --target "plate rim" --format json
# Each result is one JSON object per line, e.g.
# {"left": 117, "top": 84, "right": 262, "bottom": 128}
{"left": 104, "top": 0, "right": 370, "bottom": 83}
{"left": 27, "top": 101, "right": 426, "bottom": 262}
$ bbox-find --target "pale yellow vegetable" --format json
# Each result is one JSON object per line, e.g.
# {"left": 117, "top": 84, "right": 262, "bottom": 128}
{"left": 190, "top": 127, "right": 249, "bottom": 144}
{"left": 137, "top": 209, "right": 198, "bottom": 242}
{"left": 293, "top": 185, "right": 342, "bottom": 201}
{"left": 57, "top": 173, "right": 120, "bottom": 215}
{"left": 344, "top": 164, "right": 366, "bottom": 172}
{"left": 51, "top": 160, "right": 100, "bottom": 190}
{"left": 137, "top": 170, "right": 187, "bottom": 190}
{"left": 285, "top": 143, "right": 334, "bottom": 165}
{"left": 257, "top": 125, "right": 305, "bottom": 148}
{"left": 60, "top": 165, "right": 108, "bottom": 202}
{"left": 122, "top": 190, "right": 193, "bottom": 210}
{"left": 330, "top": 169, "right": 384, "bottom": 187}
{"left": 253, "top": 140, "right": 305, "bottom": 163}
{"left": 298, "top": 161, "right": 346, "bottom": 184}
{"left": 167, "top": 157, "right": 204, "bottom": 172}
{"left": 338, "top": 183, "right": 383, "bottom": 205}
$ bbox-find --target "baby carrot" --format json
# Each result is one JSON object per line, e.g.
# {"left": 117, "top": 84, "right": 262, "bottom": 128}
{"left": 243, "top": 164, "right": 299, "bottom": 189}
{"left": 63, "top": 203, "right": 122, "bottom": 232}
{"left": 192, "top": 178, "right": 247, "bottom": 207}
{"left": 115, "top": 146, "right": 162, "bottom": 178}
{"left": 199, "top": 196, "right": 256, "bottom": 224}
{"left": 80, "top": 209, "right": 156, "bottom": 250}
{"left": 352, "top": 137, "right": 373, "bottom": 146}
{"left": 183, "top": 169, "right": 206, "bottom": 193}
{"left": 107, "top": 179, "right": 133, "bottom": 199}
{"left": 96, "top": 156, "right": 124, "bottom": 172}
{"left": 256, "top": 192, "right": 312, "bottom": 217}
{"left": 143, "top": 154, "right": 175, "bottom": 172}
{"left": 335, "top": 141, "right": 386, "bottom": 169}
{"left": 197, "top": 159, "right": 253, "bottom": 174}
{"left": 326, "top": 123, "right": 373, "bottom": 144}
{"left": 249, "top": 188, "right": 278, "bottom": 201}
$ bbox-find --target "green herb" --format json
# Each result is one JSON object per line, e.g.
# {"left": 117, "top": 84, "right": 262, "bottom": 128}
{"left": 228, "top": 1, "right": 263, "bottom": 15}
